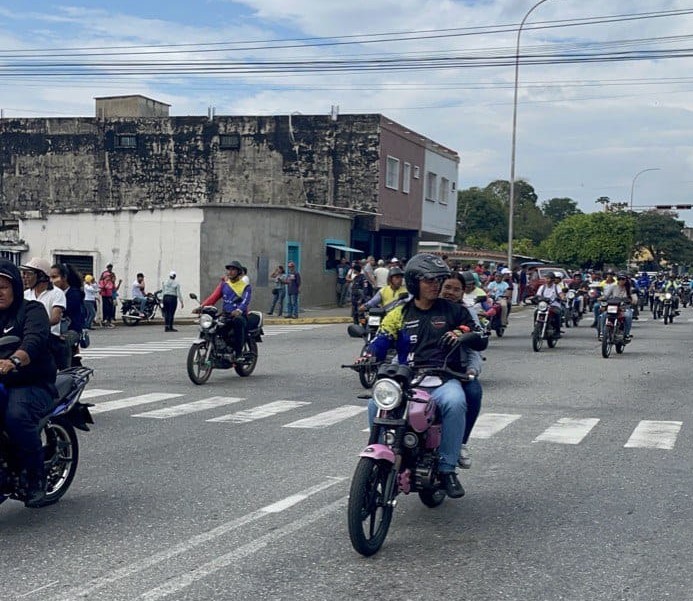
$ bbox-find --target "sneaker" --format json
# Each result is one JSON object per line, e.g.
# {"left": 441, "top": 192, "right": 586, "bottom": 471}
{"left": 458, "top": 444, "right": 472, "bottom": 469}
{"left": 438, "top": 471, "right": 465, "bottom": 498}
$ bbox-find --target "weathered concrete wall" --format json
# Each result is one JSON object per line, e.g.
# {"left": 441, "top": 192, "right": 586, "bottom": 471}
{"left": 0, "top": 114, "right": 381, "bottom": 217}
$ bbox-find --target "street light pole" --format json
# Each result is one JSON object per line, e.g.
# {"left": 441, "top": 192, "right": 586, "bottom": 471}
{"left": 629, "top": 168, "right": 660, "bottom": 210}
{"left": 507, "top": 0, "right": 554, "bottom": 269}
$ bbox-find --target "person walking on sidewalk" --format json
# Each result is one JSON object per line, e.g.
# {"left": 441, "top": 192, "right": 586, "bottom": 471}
{"left": 285, "top": 261, "right": 301, "bottom": 319}
{"left": 268, "top": 265, "right": 286, "bottom": 316}
{"left": 162, "top": 271, "right": 184, "bottom": 332}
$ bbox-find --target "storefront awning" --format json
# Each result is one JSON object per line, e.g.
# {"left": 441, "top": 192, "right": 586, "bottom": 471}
{"left": 326, "top": 244, "right": 363, "bottom": 253}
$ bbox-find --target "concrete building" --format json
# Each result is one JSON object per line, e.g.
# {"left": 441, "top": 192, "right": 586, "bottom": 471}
{"left": 0, "top": 96, "right": 459, "bottom": 308}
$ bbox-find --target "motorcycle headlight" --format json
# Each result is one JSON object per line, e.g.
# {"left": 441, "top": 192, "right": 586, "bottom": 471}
{"left": 372, "top": 378, "right": 402, "bottom": 411}
{"left": 538, "top": 301, "right": 548, "bottom": 312}
{"left": 199, "top": 314, "right": 214, "bottom": 329}
{"left": 567, "top": 290, "right": 575, "bottom": 300}
{"left": 665, "top": 292, "right": 672, "bottom": 300}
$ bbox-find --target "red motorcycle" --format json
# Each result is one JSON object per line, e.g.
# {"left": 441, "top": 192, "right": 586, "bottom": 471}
{"left": 601, "top": 298, "right": 629, "bottom": 358}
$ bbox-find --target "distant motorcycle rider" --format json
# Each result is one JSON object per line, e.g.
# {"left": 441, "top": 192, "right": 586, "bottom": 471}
{"left": 536, "top": 272, "right": 565, "bottom": 336}
{"left": 198, "top": 261, "right": 251, "bottom": 358}
{"left": 360, "top": 254, "right": 488, "bottom": 498}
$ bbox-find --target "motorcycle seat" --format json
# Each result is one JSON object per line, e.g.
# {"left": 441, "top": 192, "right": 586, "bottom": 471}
{"left": 247, "top": 311, "right": 263, "bottom": 332}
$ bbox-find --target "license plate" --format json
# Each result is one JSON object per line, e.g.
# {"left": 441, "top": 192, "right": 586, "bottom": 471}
{"left": 607, "top": 305, "right": 618, "bottom": 314}
{"left": 368, "top": 316, "right": 381, "bottom": 326}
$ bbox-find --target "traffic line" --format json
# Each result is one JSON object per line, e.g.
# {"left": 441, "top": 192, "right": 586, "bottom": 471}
{"left": 80, "top": 389, "right": 122, "bottom": 400}
{"left": 51, "top": 478, "right": 345, "bottom": 601}
{"left": 206, "top": 400, "right": 310, "bottom": 423}
{"left": 470, "top": 413, "right": 522, "bottom": 439}
{"left": 284, "top": 405, "right": 366, "bottom": 429}
{"left": 533, "top": 417, "right": 600, "bottom": 445}
{"left": 624, "top": 420, "right": 683, "bottom": 449}
{"left": 132, "top": 396, "right": 245, "bottom": 419}
{"left": 90, "top": 392, "right": 184, "bottom": 415}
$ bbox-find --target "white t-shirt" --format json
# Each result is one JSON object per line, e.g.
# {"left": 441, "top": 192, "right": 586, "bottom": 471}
{"left": 84, "top": 283, "right": 99, "bottom": 302}
{"left": 25, "top": 286, "right": 67, "bottom": 336}
{"left": 131, "top": 279, "right": 145, "bottom": 298}
{"left": 374, "top": 266, "right": 389, "bottom": 289}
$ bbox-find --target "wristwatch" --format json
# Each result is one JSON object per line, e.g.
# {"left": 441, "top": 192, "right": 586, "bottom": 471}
{"left": 9, "top": 355, "right": 21, "bottom": 369}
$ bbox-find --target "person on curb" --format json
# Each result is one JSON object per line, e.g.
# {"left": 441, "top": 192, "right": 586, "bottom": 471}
{"left": 268, "top": 265, "right": 286, "bottom": 316}
{"left": 0, "top": 259, "right": 57, "bottom": 508}
{"left": 285, "top": 261, "right": 301, "bottom": 319}
{"left": 161, "top": 271, "right": 184, "bottom": 332}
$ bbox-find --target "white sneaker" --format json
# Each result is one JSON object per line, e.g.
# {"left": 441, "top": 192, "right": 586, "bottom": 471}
{"left": 457, "top": 444, "right": 472, "bottom": 469}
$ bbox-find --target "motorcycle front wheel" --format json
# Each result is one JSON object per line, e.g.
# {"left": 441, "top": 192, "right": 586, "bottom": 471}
{"left": 347, "top": 458, "right": 394, "bottom": 557}
{"left": 601, "top": 329, "right": 613, "bottom": 358}
{"left": 39, "top": 416, "right": 79, "bottom": 507}
{"left": 531, "top": 327, "right": 543, "bottom": 352}
{"left": 358, "top": 343, "right": 378, "bottom": 388}
{"left": 663, "top": 306, "right": 670, "bottom": 325}
{"left": 187, "top": 341, "right": 214, "bottom": 385}
{"left": 234, "top": 338, "right": 258, "bottom": 377}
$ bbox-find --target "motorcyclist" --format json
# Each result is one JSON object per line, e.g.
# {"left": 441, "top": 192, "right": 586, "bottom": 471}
{"left": 662, "top": 273, "right": 681, "bottom": 314}
{"left": 567, "top": 271, "right": 589, "bottom": 315}
{"left": 360, "top": 254, "right": 488, "bottom": 498}
{"left": 486, "top": 271, "right": 511, "bottom": 328}
{"left": 0, "top": 259, "right": 57, "bottom": 508}
{"left": 360, "top": 267, "right": 407, "bottom": 312}
{"left": 198, "top": 261, "right": 252, "bottom": 359}
{"left": 591, "top": 270, "right": 616, "bottom": 329}
{"left": 535, "top": 272, "right": 565, "bottom": 336}
{"left": 599, "top": 273, "right": 634, "bottom": 341}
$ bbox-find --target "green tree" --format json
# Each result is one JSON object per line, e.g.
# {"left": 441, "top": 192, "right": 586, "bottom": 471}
{"left": 538, "top": 212, "right": 635, "bottom": 269}
{"left": 541, "top": 197, "right": 582, "bottom": 224}
{"left": 634, "top": 211, "right": 693, "bottom": 266}
{"left": 455, "top": 186, "right": 507, "bottom": 246}
{"left": 485, "top": 179, "right": 552, "bottom": 245}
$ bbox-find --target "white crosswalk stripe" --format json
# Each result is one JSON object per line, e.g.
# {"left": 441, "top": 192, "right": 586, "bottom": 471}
{"left": 624, "top": 420, "right": 683, "bottom": 449}
{"left": 133, "top": 396, "right": 245, "bottom": 419}
{"left": 81, "top": 388, "right": 122, "bottom": 400}
{"left": 206, "top": 400, "right": 310, "bottom": 424}
{"left": 470, "top": 413, "right": 521, "bottom": 439}
{"left": 533, "top": 417, "right": 601, "bottom": 445}
{"left": 90, "top": 392, "right": 184, "bottom": 414}
{"left": 284, "top": 405, "right": 366, "bottom": 429}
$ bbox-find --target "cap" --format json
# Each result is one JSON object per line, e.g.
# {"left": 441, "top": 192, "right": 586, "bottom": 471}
{"left": 169, "top": 271, "right": 176, "bottom": 278}
{"left": 390, "top": 257, "right": 399, "bottom": 263}
{"left": 20, "top": 257, "right": 52, "bottom": 277}
{"left": 225, "top": 261, "right": 243, "bottom": 270}
{"left": 0, "top": 265, "right": 14, "bottom": 281}
{"left": 478, "top": 260, "right": 484, "bottom": 265}
{"left": 501, "top": 268, "right": 512, "bottom": 274}
{"left": 84, "top": 274, "right": 94, "bottom": 283}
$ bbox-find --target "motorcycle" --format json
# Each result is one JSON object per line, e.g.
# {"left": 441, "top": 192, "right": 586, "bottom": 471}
{"left": 0, "top": 336, "right": 94, "bottom": 509}
{"left": 587, "top": 283, "right": 602, "bottom": 312}
{"left": 681, "top": 286, "right": 691, "bottom": 308}
{"left": 531, "top": 296, "right": 561, "bottom": 352}
{"left": 346, "top": 307, "right": 389, "bottom": 388}
{"left": 661, "top": 291, "right": 676, "bottom": 325}
{"left": 637, "top": 288, "right": 648, "bottom": 312}
{"left": 121, "top": 291, "right": 163, "bottom": 326}
{"left": 601, "top": 299, "right": 629, "bottom": 358}
{"left": 566, "top": 289, "right": 582, "bottom": 327}
{"left": 346, "top": 348, "right": 475, "bottom": 556}
{"left": 186, "top": 294, "right": 264, "bottom": 384}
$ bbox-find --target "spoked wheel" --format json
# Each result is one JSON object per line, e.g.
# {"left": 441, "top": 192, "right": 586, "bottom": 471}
{"left": 532, "top": 328, "right": 543, "bottom": 352}
{"left": 419, "top": 488, "right": 446, "bottom": 508}
{"left": 234, "top": 338, "right": 258, "bottom": 377}
{"left": 39, "top": 416, "right": 79, "bottom": 507}
{"left": 357, "top": 343, "right": 378, "bottom": 388}
{"left": 187, "top": 341, "right": 214, "bottom": 385}
{"left": 347, "top": 458, "right": 394, "bottom": 557}
{"left": 601, "top": 330, "right": 613, "bottom": 358}
{"left": 121, "top": 309, "right": 141, "bottom": 326}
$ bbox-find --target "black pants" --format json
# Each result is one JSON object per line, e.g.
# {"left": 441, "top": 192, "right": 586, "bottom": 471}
{"left": 49, "top": 334, "right": 71, "bottom": 371}
{"left": 221, "top": 313, "right": 247, "bottom": 355}
{"left": 163, "top": 294, "right": 178, "bottom": 329}
{"left": 102, "top": 296, "right": 115, "bottom": 323}
{"left": 0, "top": 385, "right": 54, "bottom": 476}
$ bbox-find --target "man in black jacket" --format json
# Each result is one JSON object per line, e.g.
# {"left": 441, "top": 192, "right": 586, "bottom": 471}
{"left": 0, "top": 259, "right": 57, "bottom": 507}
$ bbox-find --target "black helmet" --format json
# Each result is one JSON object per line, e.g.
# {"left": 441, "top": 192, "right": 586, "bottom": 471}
{"left": 404, "top": 253, "right": 450, "bottom": 298}
{"left": 388, "top": 267, "right": 404, "bottom": 279}
{"left": 460, "top": 271, "right": 476, "bottom": 288}
{"left": 225, "top": 261, "right": 243, "bottom": 271}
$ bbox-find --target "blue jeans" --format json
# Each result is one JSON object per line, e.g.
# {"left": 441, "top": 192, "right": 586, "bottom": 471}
{"left": 269, "top": 290, "right": 285, "bottom": 315}
{"left": 286, "top": 293, "right": 299, "bottom": 318}
{"left": 462, "top": 379, "right": 482, "bottom": 444}
{"left": 368, "top": 378, "right": 467, "bottom": 473}
{"left": 84, "top": 300, "right": 97, "bottom": 328}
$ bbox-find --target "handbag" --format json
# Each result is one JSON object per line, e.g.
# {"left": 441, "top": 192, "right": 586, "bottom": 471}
{"left": 79, "top": 330, "right": 90, "bottom": 349}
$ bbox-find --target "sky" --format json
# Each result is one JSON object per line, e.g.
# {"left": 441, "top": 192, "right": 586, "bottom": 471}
{"left": 1, "top": 0, "right": 692, "bottom": 224}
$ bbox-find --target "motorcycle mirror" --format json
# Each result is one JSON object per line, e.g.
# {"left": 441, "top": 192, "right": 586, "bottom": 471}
{"left": 0, "top": 335, "right": 21, "bottom": 349}
{"left": 189, "top": 293, "right": 198, "bottom": 300}
{"left": 347, "top": 324, "right": 365, "bottom": 338}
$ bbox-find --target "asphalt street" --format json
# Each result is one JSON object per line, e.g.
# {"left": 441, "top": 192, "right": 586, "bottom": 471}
{"left": 2, "top": 310, "right": 692, "bottom": 601}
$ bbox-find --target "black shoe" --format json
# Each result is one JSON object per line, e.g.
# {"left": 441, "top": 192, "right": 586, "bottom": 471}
{"left": 439, "top": 471, "right": 465, "bottom": 498}
{"left": 24, "top": 478, "right": 46, "bottom": 508}
{"left": 165, "top": 327, "right": 172, "bottom": 332}
{"left": 170, "top": 328, "right": 178, "bottom": 332}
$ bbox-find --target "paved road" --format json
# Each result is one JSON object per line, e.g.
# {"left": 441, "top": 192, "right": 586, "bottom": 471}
{"left": 2, "top": 311, "right": 692, "bottom": 601}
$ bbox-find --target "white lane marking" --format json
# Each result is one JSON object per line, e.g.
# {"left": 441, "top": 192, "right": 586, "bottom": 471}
{"left": 533, "top": 417, "right": 600, "bottom": 445}
{"left": 470, "top": 413, "right": 522, "bottom": 439}
{"left": 90, "top": 393, "right": 184, "bottom": 415}
{"left": 139, "top": 496, "right": 347, "bottom": 601}
{"left": 284, "top": 405, "right": 366, "bottom": 429}
{"left": 80, "top": 389, "right": 122, "bottom": 400}
{"left": 624, "top": 420, "right": 683, "bottom": 449}
{"left": 132, "top": 397, "right": 245, "bottom": 419}
{"left": 80, "top": 350, "right": 153, "bottom": 355}
{"left": 17, "top": 580, "right": 60, "bottom": 598}
{"left": 207, "top": 400, "right": 310, "bottom": 423}
{"left": 52, "top": 478, "right": 345, "bottom": 601}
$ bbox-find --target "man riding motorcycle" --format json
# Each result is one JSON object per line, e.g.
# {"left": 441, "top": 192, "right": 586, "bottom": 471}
{"left": 197, "top": 261, "right": 252, "bottom": 358}
{"left": 360, "top": 267, "right": 408, "bottom": 312}
{"left": 599, "top": 273, "right": 634, "bottom": 341}
{"left": 536, "top": 272, "right": 565, "bottom": 336}
{"left": 358, "top": 254, "right": 488, "bottom": 498}
{"left": 486, "top": 271, "right": 511, "bottom": 328}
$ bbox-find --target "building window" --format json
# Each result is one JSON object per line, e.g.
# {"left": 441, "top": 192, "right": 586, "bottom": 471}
{"left": 385, "top": 156, "right": 400, "bottom": 190}
{"left": 426, "top": 172, "right": 437, "bottom": 202}
{"left": 413, "top": 165, "right": 420, "bottom": 179}
{"left": 115, "top": 134, "right": 137, "bottom": 149}
{"left": 439, "top": 177, "right": 449, "bottom": 205}
{"left": 402, "top": 162, "right": 411, "bottom": 194}
{"left": 219, "top": 133, "right": 241, "bottom": 150}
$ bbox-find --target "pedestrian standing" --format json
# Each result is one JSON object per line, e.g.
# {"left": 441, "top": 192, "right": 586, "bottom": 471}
{"left": 285, "top": 261, "right": 301, "bottom": 319}
{"left": 83, "top": 274, "right": 98, "bottom": 329}
{"left": 373, "top": 259, "right": 389, "bottom": 290}
{"left": 336, "top": 258, "right": 349, "bottom": 307}
{"left": 268, "top": 265, "right": 286, "bottom": 316}
{"left": 161, "top": 271, "right": 184, "bottom": 332}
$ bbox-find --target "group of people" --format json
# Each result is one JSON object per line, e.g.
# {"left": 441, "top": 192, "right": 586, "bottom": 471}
{"left": 268, "top": 262, "right": 301, "bottom": 319}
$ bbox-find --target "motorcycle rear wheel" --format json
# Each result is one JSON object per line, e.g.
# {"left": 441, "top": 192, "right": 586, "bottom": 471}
{"left": 615, "top": 342, "right": 625, "bottom": 354}
{"left": 601, "top": 330, "right": 613, "bottom": 358}
{"left": 347, "top": 458, "right": 394, "bottom": 557}
{"left": 121, "top": 310, "right": 141, "bottom": 326}
{"left": 234, "top": 339, "right": 258, "bottom": 377}
{"left": 39, "top": 416, "right": 79, "bottom": 507}
{"left": 419, "top": 488, "right": 446, "bottom": 508}
{"left": 187, "top": 341, "right": 214, "bottom": 385}
{"left": 547, "top": 335, "right": 557, "bottom": 348}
